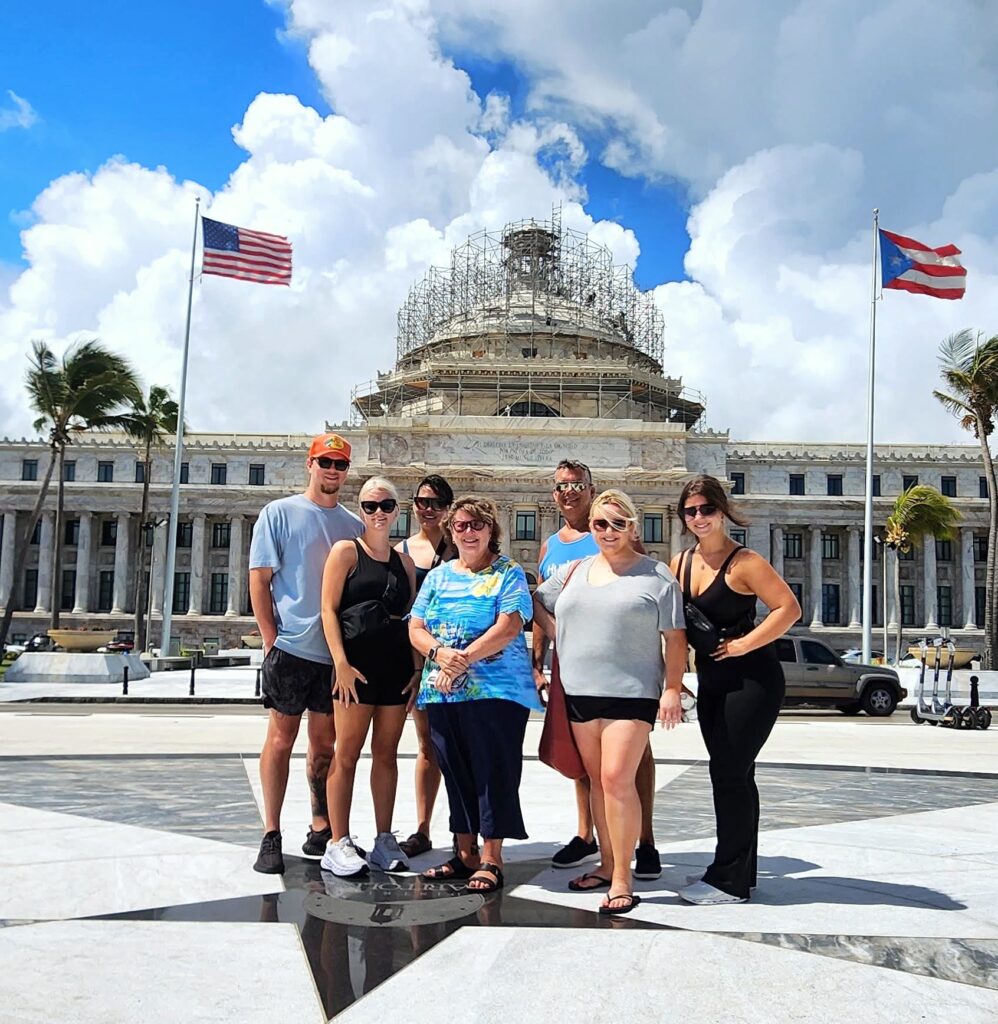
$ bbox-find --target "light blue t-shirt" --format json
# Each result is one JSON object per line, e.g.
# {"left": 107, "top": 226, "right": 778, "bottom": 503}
{"left": 538, "top": 530, "right": 599, "bottom": 580}
{"left": 411, "top": 555, "right": 540, "bottom": 711}
{"left": 249, "top": 494, "right": 364, "bottom": 665}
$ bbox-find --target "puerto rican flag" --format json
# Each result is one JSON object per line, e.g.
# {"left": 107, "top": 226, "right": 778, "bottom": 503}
{"left": 879, "top": 229, "right": 966, "bottom": 300}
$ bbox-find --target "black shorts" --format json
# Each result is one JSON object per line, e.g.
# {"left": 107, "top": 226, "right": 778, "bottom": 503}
{"left": 261, "top": 646, "right": 333, "bottom": 716}
{"left": 566, "top": 694, "right": 659, "bottom": 727}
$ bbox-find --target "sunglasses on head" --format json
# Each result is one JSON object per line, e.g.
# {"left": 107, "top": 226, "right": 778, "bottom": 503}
{"left": 591, "top": 516, "right": 632, "bottom": 533}
{"left": 554, "top": 481, "right": 589, "bottom": 493}
{"left": 451, "top": 518, "right": 489, "bottom": 534}
{"left": 360, "top": 498, "right": 398, "bottom": 515}
{"left": 413, "top": 496, "right": 449, "bottom": 511}
{"left": 315, "top": 456, "right": 350, "bottom": 471}
{"left": 682, "top": 503, "right": 718, "bottom": 519}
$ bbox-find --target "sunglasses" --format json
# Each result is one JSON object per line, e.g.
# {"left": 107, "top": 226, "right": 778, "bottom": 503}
{"left": 554, "top": 481, "right": 589, "bottom": 493}
{"left": 451, "top": 519, "right": 489, "bottom": 534}
{"left": 682, "top": 503, "right": 719, "bottom": 519}
{"left": 315, "top": 456, "right": 350, "bottom": 471}
{"left": 413, "top": 496, "right": 450, "bottom": 511}
{"left": 360, "top": 498, "right": 398, "bottom": 515}
{"left": 591, "top": 517, "right": 632, "bottom": 533}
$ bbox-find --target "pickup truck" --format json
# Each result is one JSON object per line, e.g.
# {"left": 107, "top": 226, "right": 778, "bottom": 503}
{"left": 776, "top": 635, "right": 906, "bottom": 717}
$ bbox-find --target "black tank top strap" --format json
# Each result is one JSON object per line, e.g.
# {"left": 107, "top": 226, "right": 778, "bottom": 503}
{"left": 681, "top": 546, "right": 694, "bottom": 600}
{"left": 717, "top": 544, "right": 744, "bottom": 576}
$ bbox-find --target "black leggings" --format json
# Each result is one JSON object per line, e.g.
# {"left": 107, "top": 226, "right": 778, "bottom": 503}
{"left": 697, "top": 656, "right": 785, "bottom": 898}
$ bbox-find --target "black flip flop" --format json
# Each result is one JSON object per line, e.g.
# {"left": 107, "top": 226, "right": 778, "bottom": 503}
{"left": 568, "top": 872, "right": 612, "bottom": 892}
{"left": 399, "top": 832, "right": 432, "bottom": 858}
{"left": 465, "top": 862, "right": 504, "bottom": 894}
{"left": 599, "top": 892, "right": 641, "bottom": 916}
{"left": 421, "top": 856, "right": 475, "bottom": 881}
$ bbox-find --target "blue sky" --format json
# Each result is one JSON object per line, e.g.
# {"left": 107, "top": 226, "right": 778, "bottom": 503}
{"left": 0, "top": 1, "right": 690, "bottom": 287}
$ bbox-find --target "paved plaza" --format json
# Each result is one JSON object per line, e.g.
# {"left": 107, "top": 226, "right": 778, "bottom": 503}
{"left": 1, "top": 692, "right": 997, "bottom": 1023}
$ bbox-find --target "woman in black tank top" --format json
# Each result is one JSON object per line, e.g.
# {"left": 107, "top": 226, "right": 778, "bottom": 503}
{"left": 320, "top": 478, "right": 419, "bottom": 877}
{"left": 669, "top": 475, "right": 801, "bottom": 905}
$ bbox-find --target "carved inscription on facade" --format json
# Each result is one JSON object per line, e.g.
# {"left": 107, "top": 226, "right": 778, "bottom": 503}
{"left": 429, "top": 434, "right": 631, "bottom": 467}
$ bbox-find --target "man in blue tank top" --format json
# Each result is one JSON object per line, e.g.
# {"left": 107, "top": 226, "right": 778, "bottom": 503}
{"left": 532, "top": 459, "right": 662, "bottom": 880}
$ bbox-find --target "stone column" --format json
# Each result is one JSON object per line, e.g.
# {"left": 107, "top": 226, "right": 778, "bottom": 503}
{"left": 886, "top": 548, "right": 899, "bottom": 630}
{"left": 34, "top": 511, "right": 54, "bottom": 614}
{"left": 846, "top": 526, "right": 861, "bottom": 628}
{"left": 111, "top": 513, "right": 131, "bottom": 613}
{"left": 499, "top": 504, "right": 514, "bottom": 555}
{"left": 770, "top": 525, "right": 784, "bottom": 576}
{"left": 150, "top": 519, "right": 167, "bottom": 616}
{"left": 188, "top": 514, "right": 206, "bottom": 615}
{"left": 961, "top": 527, "right": 977, "bottom": 628}
{"left": 225, "top": 516, "right": 244, "bottom": 617}
{"left": 669, "top": 508, "right": 685, "bottom": 561}
{"left": 922, "top": 533, "right": 938, "bottom": 629}
{"left": 808, "top": 526, "right": 823, "bottom": 627}
{"left": 72, "top": 512, "right": 92, "bottom": 613}
{"left": 748, "top": 517, "right": 771, "bottom": 559}
{"left": 539, "top": 503, "right": 558, "bottom": 544}
{"left": 0, "top": 511, "right": 16, "bottom": 610}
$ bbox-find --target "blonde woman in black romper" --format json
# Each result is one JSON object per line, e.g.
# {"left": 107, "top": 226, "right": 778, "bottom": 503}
{"left": 669, "top": 475, "right": 800, "bottom": 904}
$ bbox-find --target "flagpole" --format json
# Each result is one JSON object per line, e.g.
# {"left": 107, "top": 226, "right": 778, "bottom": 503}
{"left": 159, "top": 196, "right": 200, "bottom": 655}
{"left": 861, "top": 208, "right": 879, "bottom": 664}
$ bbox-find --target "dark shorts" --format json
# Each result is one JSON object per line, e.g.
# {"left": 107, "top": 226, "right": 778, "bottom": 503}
{"left": 345, "top": 620, "right": 414, "bottom": 707}
{"left": 261, "top": 646, "right": 333, "bottom": 716}
{"left": 566, "top": 694, "right": 659, "bottom": 727}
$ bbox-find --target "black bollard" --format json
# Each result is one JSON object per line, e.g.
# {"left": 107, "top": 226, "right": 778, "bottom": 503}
{"left": 122, "top": 662, "right": 129, "bottom": 696}
{"left": 189, "top": 652, "right": 197, "bottom": 697}
{"left": 255, "top": 666, "right": 261, "bottom": 698}
{"left": 970, "top": 675, "right": 980, "bottom": 708}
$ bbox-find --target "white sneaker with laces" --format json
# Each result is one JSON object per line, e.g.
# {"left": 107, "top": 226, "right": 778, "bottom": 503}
{"left": 369, "top": 832, "right": 410, "bottom": 873}
{"left": 678, "top": 879, "right": 747, "bottom": 905}
{"left": 320, "top": 836, "right": 369, "bottom": 877}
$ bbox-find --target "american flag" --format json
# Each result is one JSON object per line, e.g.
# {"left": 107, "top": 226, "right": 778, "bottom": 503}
{"left": 201, "top": 216, "right": 292, "bottom": 286}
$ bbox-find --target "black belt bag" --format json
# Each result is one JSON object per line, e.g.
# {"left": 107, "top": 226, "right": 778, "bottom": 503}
{"left": 680, "top": 546, "right": 753, "bottom": 655}
{"left": 339, "top": 599, "right": 391, "bottom": 641}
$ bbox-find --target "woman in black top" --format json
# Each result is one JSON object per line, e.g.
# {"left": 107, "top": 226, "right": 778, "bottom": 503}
{"left": 668, "top": 475, "right": 800, "bottom": 904}
{"left": 321, "top": 477, "right": 418, "bottom": 877}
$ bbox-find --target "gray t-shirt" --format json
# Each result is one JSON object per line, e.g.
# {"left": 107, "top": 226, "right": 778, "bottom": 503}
{"left": 535, "top": 555, "right": 686, "bottom": 699}
{"left": 249, "top": 494, "right": 364, "bottom": 665}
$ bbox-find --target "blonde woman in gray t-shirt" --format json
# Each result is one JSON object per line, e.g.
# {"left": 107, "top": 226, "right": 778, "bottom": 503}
{"left": 533, "top": 489, "right": 687, "bottom": 916}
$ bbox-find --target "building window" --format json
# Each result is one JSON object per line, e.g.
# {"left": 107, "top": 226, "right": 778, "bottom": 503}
{"left": 143, "top": 522, "right": 155, "bottom": 548}
{"left": 935, "top": 539, "right": 953, "bottom": 561}
{"left": 134, "top": 462, "right": 145, "bottom": 484}
{"left": 60, "top": 570, "right": 76, "bottom": 611}
{"left": 788, "top": 582, "right": 804, "bottom": 621}
{"left": 176, "top": 521, "right": 193, "bottom": 548}
{"left": 940, "top": 476, "right": 957, "bottom": 498}
{"left": 902, "top": 474, "right": 918, "bottom": 491}
{"left": 981, "top": 476, "right": 989, "bottom": 500}
{"left": 211, "top": 521, "right": 231, "bottom": 549}
{"left": 897, "top": 545, "right": 914, "bottom": 561}
{"left": 515, "top": 511, "right": 538, "bottom": 541}
{"left": 642, "top": 513, "right": 664, "bottom": 544}
{"left": 977, "top": 586, "right": 987, "bottom": 627}
{"left": 389, "top": 510, "right": 411, "bottom": 539}
{"left": 100, "top": 519, "right": 117, "bottom": 546}
{"left": 730, "top": 528, "right": 747, "bottom": 546}
{"left": 180, "top": 462, "right": 190, "bottom": 484}
{"left": 826, "top": 474, "right": 843, "bottom": 496}
{"left": 821, "top": 532, "right": 840, "bottom": 559}
{"left": 900, "top": 584, "right": 916, "bottom": 626}
{"left": 974, "top": 535, "right": 988, "bottom": 562}
{"left": 209, "top": 572, "right": 228, "bottom": 614}
{"left": 507, "top": 400, "right": 559, "bottom": 417}
{"left": 97, "top": 461, "right": 114, "bottom": 482}
{"left": 63, "top": 461, "right": 76, "bottom": 482}
{"left": 64, "top": 518, "right": 79, "bottom": 546}
{"left": 937, "top": 586, "right": 953, "bottom": 627}
{"left": 871, "top": 475, "right": 881, "bottom": 497}
{"left": 784, "top": 532, "right": 803, "bottom": 559}
{"left": 248, "top": 464, "right": 265, "bottom": 486}
{"left": 30, "top": 520, "right": 41, "bottom": 544}
{"left": 871, "top": 585, "right": 880, "bottom": 626}
{"left": 210, "top": 463, "right": 227, "bottom": 485}
{"left": 789, "top": 474, "right": 805, "bottom": 495}
{"left": 97, "top": 571, "right": 114, "bottom": 612}
{"left": 821, "top": 583, "right": 840, "bottom": 625}
{"left": 173, "top": 572, "right": 190, "bottom": 614}
{"left": 22, "top": 569, "right": 38, "bottom": 610}
{"left": 22, "top": 459, "right": 38, "bottom": 481}
{"left": 730, "top": 473, "right": 745, "bottom": 495}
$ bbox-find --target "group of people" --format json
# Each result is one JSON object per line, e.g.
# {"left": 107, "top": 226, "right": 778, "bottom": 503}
{"left": 249, "top": 432, "right": 800, "bottom": 916}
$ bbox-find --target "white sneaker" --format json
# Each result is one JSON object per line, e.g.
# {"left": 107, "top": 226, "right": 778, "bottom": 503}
{"left": 678, "top": 880, "right": 747, "bottom": 905}
{"left": 369, "top": 832, "right": 410, "bottom": 873}
{"left": 320, "top": 836, "right": 369, "bottom": 877}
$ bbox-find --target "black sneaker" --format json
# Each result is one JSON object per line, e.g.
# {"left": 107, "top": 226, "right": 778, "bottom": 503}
{"left": 551, "top": 835, "right": 599, "bottom": 869}
{"left": 254, "top": 830, "right": 285, "bottom": 874}
{"left": 633, "top": 842, "right": 662, "bottom": 880}
{"left": 302, "top": 826, "right": 331, "bottom": 859}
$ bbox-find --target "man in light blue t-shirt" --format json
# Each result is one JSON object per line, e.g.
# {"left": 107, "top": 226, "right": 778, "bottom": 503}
{"left": 248, "top": 432, "right": 363, "bottom": 874}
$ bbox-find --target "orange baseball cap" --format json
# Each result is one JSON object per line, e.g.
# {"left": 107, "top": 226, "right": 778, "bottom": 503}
{"left": 308, "top": 432, "right": 352, "bottom": 462}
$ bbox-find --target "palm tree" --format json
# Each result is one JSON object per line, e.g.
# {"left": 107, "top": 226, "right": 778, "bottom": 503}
{"left": 934, "top": 329, "right": 998, "bottom": 668}
{"left": 0, "top": 340, "right": 141, "bottom": 650}
{"left": 125, "top": 386, "right": 179, "bottom": 652}
{"left": 883, "top": 485, "right": 962, "bottom": 663}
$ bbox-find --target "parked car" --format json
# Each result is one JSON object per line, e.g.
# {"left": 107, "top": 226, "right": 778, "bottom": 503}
{"left": 103, "top": 631, "right": 135, "bottom": 653}
{"left": 840, "top": 647, "right": 885, "bottom": 665}
{"left": 777, "top": 636, "right": 906, "bottom": 716}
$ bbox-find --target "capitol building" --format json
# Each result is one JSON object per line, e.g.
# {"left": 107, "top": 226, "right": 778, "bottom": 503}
{"left": 0, "top": 214, "right": 990, "bottom": 653}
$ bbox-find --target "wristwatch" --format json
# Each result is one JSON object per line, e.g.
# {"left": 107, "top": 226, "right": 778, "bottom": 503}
{"left": 428, "top": 645, "right": 442, "bottom": 662}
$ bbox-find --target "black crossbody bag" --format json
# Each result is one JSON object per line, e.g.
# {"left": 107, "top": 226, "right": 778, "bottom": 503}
{"left": 339, "top": 546, "right": 400, "bottom": 641}
{"left": 680, "top": 546, "right": 752, "bottom": 655}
